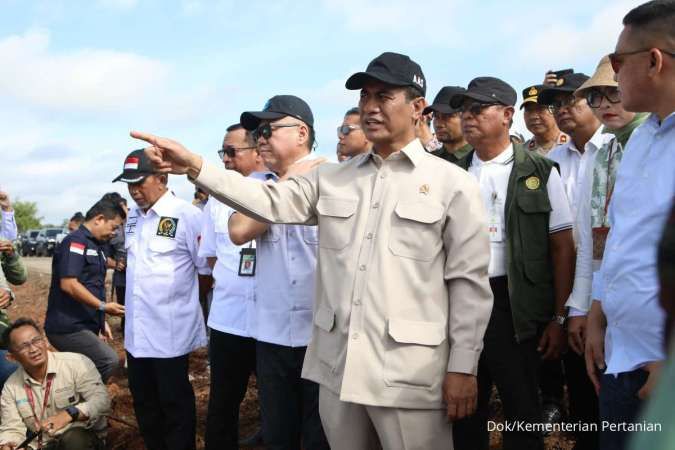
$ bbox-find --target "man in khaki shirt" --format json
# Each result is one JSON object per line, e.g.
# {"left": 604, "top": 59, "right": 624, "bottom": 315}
{"left": 0, "top": 318, "right": 110, "bottom": 450}
{"left": 132, "top": 51, "right": 493, "bottom": 450}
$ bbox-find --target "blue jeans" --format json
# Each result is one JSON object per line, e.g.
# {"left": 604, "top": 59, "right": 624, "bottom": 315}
{"left": 599, "top": 369, "right": 648, "bottom": 450}
{"left": 0, "top": 350, "right": 18, "bottom": 388}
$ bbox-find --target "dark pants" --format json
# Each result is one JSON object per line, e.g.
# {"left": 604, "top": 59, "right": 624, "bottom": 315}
{"left": 539, "top": 358, "right": 565, "bottom": 405}
{"left": 256, "top": 341, "right": 329, "bottom": 450}
{"left": 453, "top": 276, "right": 544, "bottom": 450}
{"left": 205, "top": 329, "right": 257, "bottom": 450}
{"left": 599, "top": 369, "right": 647, "bottom": 450}
{"left": 44, "top": 427, "right": 103, "bottom": 450}
{"left": 127, "top": 352, "right": 196, "bottom": 450}
{"left": 47, "top": 330, "right": 119, "bottom": 383}
{"left": 564, "top": 350, "right": 599, "bottom": 450}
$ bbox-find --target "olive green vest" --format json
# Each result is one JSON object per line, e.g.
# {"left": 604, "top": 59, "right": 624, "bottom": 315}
{"left": 455, "top": 143, "right": 557, "bottom": 341}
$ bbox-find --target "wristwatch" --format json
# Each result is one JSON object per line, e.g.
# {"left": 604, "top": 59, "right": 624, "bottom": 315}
{"left": 65, "top": 405, "right": 80, "bottom": 422}
{"left": 98, "top": 301, "right": 106, "bottom": 312}
{"left": 552, "top": 314, "right": 566, "bottom": 326}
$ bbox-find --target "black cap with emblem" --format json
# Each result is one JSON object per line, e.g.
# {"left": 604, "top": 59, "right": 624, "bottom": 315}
{"left": 240, "top": 95, "right": 314, "bottom": 131}
{"left": 345, "top": 52, "right": 426, "bottom": 97}
{"left": 537, "top": 73, "right": 590, "bottom": 105}
{"left": 520, "top": 84, "right": 546, "bottom": 109}
{"left": 449, "top": 77, "right": 517, "bottom": 108}
{"left": 112, "top": 149, "right": 156, "bottom": 183}
{"left": 423, "top": 86, "right": 465, "bottom": 115}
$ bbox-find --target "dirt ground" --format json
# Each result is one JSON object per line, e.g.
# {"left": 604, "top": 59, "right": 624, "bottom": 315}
{"left": 8, "top": 263, "right": 574, "bottom": 450}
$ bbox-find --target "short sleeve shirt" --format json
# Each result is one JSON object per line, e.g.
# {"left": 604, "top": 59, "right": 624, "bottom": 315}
{"left": 44, "top": 225, "right": 107, "bottom": 335}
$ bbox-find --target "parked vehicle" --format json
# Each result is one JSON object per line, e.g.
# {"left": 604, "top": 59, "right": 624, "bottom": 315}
{"left": 36, "top": 227, "right": 67, "bottom": 257}
{"left": 21, "top": 229, "right": 41, "bottom": 256}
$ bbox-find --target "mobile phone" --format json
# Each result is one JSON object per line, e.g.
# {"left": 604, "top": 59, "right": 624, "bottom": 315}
{"left": 550, "top": 69, "right": 574, "bottom": 78}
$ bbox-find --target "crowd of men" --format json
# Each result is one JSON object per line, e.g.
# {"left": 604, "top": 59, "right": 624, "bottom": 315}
{"left": 0, "top": 1, "right": 673, "bottom": 450}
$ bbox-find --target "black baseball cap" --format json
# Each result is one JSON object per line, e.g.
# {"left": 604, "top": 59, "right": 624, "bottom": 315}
{"left": 345, "top": 52, "right": 426, "bottom": 96}
{"left": 112, "top": 149, "right": 156, "bottom": 183}
{"left": 423, "top": 86, "right": 465, "bottom": 115}
{"left": 240, "top": 95, "right": 314, "bottom": 131}
{"left": 449, "top": 77, "right": 517, "bottom": 108}
{"left": 520, "top": 84, "right": 546, "bottom": 109}
{"left": 537, "top": 73, "right": 590, "bottom": 105}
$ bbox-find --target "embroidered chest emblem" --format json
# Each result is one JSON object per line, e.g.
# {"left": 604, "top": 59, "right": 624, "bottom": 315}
{"left": 419, "top": 184, "right": 430, "bottom": 195}
{"left": 525, "top": 176, "right": 541, "bottom": 190}
{"left": 157, "top": 217, "right": 179, "bottom": 238}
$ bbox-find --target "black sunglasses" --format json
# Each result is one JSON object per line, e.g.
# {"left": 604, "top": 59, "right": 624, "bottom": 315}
{"left": 549, "top": 96, "right": 579, "bottom": 113}
{"left": 337, "top": 124, "right": 362, "bottom": 136}
{"left": 252, "top": 123, "right": 300, "bottom": 141}
{"left": 217, "top": 145, "right": 256, "bottom": 160}
{"left": 460, "top": 102, "right": 501, "bottom": 115}
{"left": 586, "top": 88, "right": 621, "bottom": 108}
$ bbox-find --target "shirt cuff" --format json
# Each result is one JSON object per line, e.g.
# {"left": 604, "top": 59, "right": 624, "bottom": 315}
{"left": 198, "top": 266, "right": 212, "bottom": 276}
{"left": 591, "top": 272, "right": 605, "bottom": 303}
{"left": 447, "top": 347, "right": 480, "bottom": 375}
{"left": 568, "top": 307, "right": 587, "bottom": 317}
{"left": 565, "top": 277, "right": 592, "bottom": 312}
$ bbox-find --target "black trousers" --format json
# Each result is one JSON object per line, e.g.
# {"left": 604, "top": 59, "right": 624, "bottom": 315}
{"left": 127, "top": 352, "right": 196, "bottom": 450}
{"left": 539, "top": 357, "right": 565, "bottom": 405}
{"left": 256, "top": 341, "right": 329, "bottom": 450}
{"left": 205, "top": 329, "right": 257, "bottom": 450}
{"left": 564, "top": 350, "right": 599, "bottom": 450}
{"left": 453, "top": 276, "right": 544, "bottom": 450}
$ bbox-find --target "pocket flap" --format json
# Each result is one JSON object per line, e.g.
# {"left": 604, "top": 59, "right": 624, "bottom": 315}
{"left": 517, "top": 193, "right": 552, "bottom": 214}
{"left": 388, "top": 319, "right": 446, "bottom": 346}
{"left": 314, "top": 304, "right": 335, "bottom": 332}
{"left": 317, "top": 197, "right": 358, "bottom": 218}
{"left": 394, "top": 201, "right": 444, "bottom": 224}
{"left": 149, "top": 237, "right": 178, "bottom": 253}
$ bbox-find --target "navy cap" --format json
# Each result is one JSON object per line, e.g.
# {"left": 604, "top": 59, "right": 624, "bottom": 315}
{"left": 520, "top": 84, "right": 546, "bottom": 109}
{"left": 240, "top": 95, "right": 314, "bottom": 131}
{"left": 113, "top": 149, "right": 155, "bottom": 183}
{"left": 423, "top": 86, "right": 465, "bottom": 115}
{"left": 345, "top": 52, "right": 426, "bottom": 96}
{"left": 537, "top": 73, "right": 590, "bottom": 105}
{"left": 449, "top": 77, "right": 517, "bottom": 108}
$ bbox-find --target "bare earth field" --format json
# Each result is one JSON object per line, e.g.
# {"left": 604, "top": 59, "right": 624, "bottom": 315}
{"left": 10, "top": 259, "right": 573, "bottom": 449}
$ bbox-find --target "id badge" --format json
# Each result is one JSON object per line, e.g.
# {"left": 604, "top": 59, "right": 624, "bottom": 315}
{"left": 238, "top": 248, "right": 256, "bottom": 277}
{"left": 488, "top": 194, "right": 504, "bottom": 243}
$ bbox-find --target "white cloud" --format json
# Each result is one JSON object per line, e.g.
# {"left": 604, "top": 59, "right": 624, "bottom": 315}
{"left": 516, "top": 1, "right": 642, "bottom": 67}
{"left": 0, "top": 29, "right": 168, "bottom": 113}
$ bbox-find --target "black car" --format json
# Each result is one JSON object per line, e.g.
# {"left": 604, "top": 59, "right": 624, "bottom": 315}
{"left": 21, "top": 229, "right": 41, "bottom": 256}
{"left": 36, "top": 228, "right": 67, "bottom": 257}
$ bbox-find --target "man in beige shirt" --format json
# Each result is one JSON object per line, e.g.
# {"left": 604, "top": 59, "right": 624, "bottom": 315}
{"left": 131, "top": 51, "right": 493, "bottom": 450}
{"left": 0, "top": 318, "right": 110, "bottom": 450}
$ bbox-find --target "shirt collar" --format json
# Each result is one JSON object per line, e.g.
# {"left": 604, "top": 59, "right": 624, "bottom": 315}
{"left": 644, "top": 111, "right": 675, "bottom": 132}
{"left": 472, "top": 143, "right": 514, "bottom": 166}
{"left": 147, "top": 190, "right": 174, "bottom": 217}
{"left": 567, "top": 125, "right": 606, "bottom": 154}
{"left": 357, "top": 138, "right": 426, "bottom": 167}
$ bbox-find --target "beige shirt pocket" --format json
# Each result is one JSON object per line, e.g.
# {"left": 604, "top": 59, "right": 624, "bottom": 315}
{"left": 389, "top": 200, "right": 444, "bottom": 261}
{"left": 313, "top": 303, "right": 338, "bottom": 371}
{"left": 384, "top": 318, "right": 446, "bottom": 389}
{"left": 316, "top": 197, "right": 358, "bottom": 250}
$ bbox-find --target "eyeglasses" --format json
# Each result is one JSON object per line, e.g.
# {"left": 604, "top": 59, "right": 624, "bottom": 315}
{"left": 608, "top": 48, "right": 675, "bottom": 73}
{"left": 217, "top": 145, "right": 256, "bottom": 160}
{"left": 549, "top": 96, "right": 579, "bottom": 113}
{"left": 337, "top": 124, "right": 362, "bottom": 136}
{"left": 252, "top": 123, "right": 300, "bottom": 141}
{"left": 586, "top": 88, "right": 621, "bottom": 108}
{"left": 13, "top": 335, "right": 45, "bottom": 354}
{"left": 460, "top": 102, "right": 500, "bottom": 116}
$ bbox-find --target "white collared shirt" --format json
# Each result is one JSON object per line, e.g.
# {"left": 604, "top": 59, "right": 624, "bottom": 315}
{"left": 547, "top": 126, "right": 606, "bottom": 224}
{"left": 199, "top": 196, "right": 256, "bottom": 337}
{"left": 124, "top": 191, "right": 209, "bottom": 358}
{"left": 0, "top": 210, "right": 17, "bottom": 241}
{"left": 249, "top": 155, "right": 318, "bottom": 348}
{"left": 468, "top": 144, "right": 573, "bottom": 278}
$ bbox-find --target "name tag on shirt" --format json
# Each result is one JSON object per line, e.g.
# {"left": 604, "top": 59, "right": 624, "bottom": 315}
{"left": 86, "top": 249, "right": 98, "bottom": 257}
{"left": 238, "top": 248, "right": 256, "bottom": 277}
{"left": 488, "top": 192, "right": 504, "bottom": 243}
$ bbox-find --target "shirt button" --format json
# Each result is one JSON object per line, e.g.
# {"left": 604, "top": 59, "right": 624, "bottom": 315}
{"left": 291, "top": 280, "right": 297, "bottom": 285}
{"left": 354, "top": 299, "right": 362, "bottom": 306}
{"left": 352, "top": 333, "right": 359, "bottom": 340}
{"left": 366, "top": 233, "right": 373, "bottom": 240}
{"left": 380, "top": 173, "right": 386, "bottom": 179}
{"left": 359, "top": 265, "right": 366, "bottom": 271}
{"left": 372, "top": 203, "right": 380, "bottom": 209}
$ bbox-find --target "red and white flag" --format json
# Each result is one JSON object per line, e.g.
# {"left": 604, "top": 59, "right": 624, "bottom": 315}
{"left": 69, "top": 242, "right": 86, "bottom": 255}
{"left": 124, "top": 156, "right": 140, "bottom": 170}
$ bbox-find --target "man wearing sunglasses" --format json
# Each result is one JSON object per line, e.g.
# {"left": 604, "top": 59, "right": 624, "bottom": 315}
{"left": 449, "top": 77, "right": 575, "bottom": 450}
{"left": 586, "top": 2, "right": 675, "bottom": 450}
{"left": 200, "top": 123, "right": 267, "bottom": 450}
{"left": 131, "top": 51, "right": 493, "bottom": 450}
{"left": 425, "top": 86, "right": 472, "bottom": 164}
{"left": 537, "top": 73, "right": 605, "bottom": 225}
{"left": 224, "top": 95, "right": 329, "bottom": 450}
{"left": 336, "top": 107, "right": 371, "bottom": 161}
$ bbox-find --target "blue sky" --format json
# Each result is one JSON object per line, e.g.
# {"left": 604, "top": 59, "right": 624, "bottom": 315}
{"left": 0, "top": 0, "right": 641, "bottom": 224}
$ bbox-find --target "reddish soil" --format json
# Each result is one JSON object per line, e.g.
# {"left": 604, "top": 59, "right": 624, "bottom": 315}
{"left": 8, "top": 269, "right": 573, "bottom": 449}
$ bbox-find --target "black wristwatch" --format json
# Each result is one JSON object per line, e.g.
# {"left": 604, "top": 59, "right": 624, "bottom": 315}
{"left": 65, "top": 405, "right": 80, "bottom": 422}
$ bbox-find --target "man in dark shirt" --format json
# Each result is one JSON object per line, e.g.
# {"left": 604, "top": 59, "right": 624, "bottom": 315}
{"left": 426, "top": 86, "right": 473, "bottom": 163}
{"left": 44, "top": 197, "right": 126, "bottom": 383}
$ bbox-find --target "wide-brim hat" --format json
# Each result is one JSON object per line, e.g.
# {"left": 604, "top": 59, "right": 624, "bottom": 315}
{"left": 574, "top": 56, "right": 617, "bottom": 98}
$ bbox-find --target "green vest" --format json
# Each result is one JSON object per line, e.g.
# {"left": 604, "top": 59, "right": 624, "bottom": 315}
{"left": 455, "top": 143, "right": 557, "bottom": 341}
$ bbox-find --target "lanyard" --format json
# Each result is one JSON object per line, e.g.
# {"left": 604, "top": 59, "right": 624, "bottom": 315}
{"left": 24, "top": 373, "right": 55, "bottom": 449}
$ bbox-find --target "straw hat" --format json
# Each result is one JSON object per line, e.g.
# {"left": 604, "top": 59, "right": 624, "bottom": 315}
{"left": 574, "top": 55, "right": 617, "bottom": 98}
